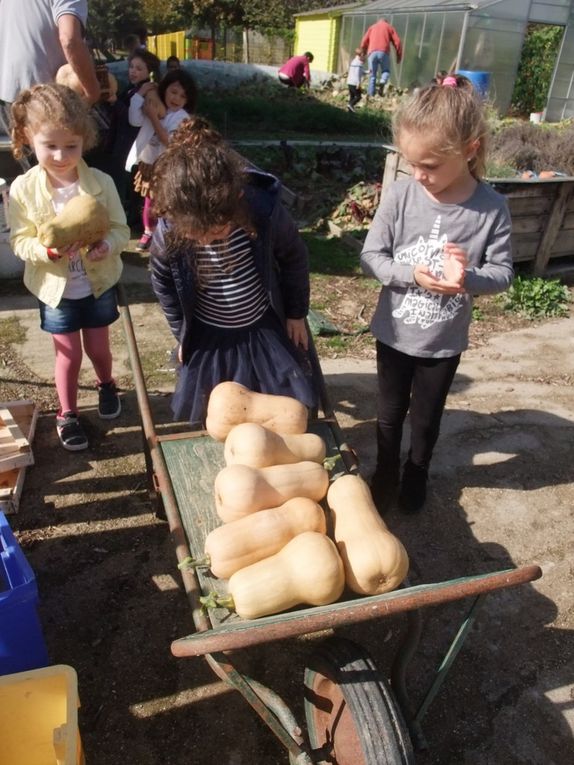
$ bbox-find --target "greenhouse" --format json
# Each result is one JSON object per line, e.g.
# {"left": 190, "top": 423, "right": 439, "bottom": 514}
{"left": 295, "top": 0, "right": 574, "bottom": 120}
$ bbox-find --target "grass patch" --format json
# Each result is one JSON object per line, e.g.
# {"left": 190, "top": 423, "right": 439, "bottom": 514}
{"left": 0, "top": 317, "right": 26, "bottom": 345}
{"left": 198, "top": 87, "right": 389, "bottom": 141}
{"left": 305, "top": 233, "right": 362, "bottom": 276}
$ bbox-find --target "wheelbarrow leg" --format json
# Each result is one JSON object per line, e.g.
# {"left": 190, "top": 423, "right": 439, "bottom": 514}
{"left": 206, "top": 652, "right": 314, "bottom": 764}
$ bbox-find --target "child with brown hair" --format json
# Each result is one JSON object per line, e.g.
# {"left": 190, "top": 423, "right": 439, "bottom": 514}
{"left": 9, "top": 83, "right": 130, "bottom": 450}
{"left": 149, "top": 116, "right": 316, "bottom": 425}
{"left": 361, "top": 74, "right": 513, "bottom": 514}
{"left": 126, "top": 68, "right": 198, "bottom": 251}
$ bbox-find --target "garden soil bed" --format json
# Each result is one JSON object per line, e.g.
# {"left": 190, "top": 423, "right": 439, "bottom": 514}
{"left": 1, "top": 255, "right": 573, "bottom": 764}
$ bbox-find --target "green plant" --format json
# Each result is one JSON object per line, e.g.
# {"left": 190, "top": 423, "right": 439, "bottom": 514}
{"left": 501, "top": 276, "right": 571, "bottom": 319}
{"left": 511, "top": 23, "right": 563, "bottom": 116}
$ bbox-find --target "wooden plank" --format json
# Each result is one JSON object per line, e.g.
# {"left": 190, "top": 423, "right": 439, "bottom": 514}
{"left": 506, "top": 197, "right": 552, "bottom": 216}
{"left": 0, "top": 401, "right": 38, "bottom": 514}
{"left": 534, "top": 182, "right": 574, "bottom": 275}
{"left": 0, "top": 407, "right": 29, "bottom": 454}
{"left": 0, "top": 405, "right": 33, "bottom": 471}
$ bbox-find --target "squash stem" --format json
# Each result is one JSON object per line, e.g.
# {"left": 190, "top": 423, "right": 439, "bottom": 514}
{"left": 177, "top": 554, "right": 211, "bottom": 571}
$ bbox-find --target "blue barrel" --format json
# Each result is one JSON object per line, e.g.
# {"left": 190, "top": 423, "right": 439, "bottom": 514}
{"left": 456, "top": 70, "right": 491, "bottom": 98}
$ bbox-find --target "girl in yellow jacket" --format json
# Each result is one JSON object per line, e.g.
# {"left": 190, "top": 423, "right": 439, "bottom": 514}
{"left": 9, "top": 83, "right": 130, "bottom": 450}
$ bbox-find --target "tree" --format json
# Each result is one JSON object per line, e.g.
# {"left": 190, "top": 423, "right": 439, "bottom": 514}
{"left": 88, "top": 0, "right": 144, "bottom": 54}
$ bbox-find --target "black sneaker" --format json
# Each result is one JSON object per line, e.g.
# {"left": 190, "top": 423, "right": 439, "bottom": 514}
{"left": 398, "top": 460, "right": 428, "bottom": 514}
{"left": 369, "top": 469, "right": 399, "bottom": 516}
{"left": 97, "top": 381, "right": 121, "bottom": 419}
{"left": 56, "top": 412, "right": 88, "bottom": 451}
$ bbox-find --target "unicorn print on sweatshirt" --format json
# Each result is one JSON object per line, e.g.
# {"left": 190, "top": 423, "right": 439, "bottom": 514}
{"left": 392, "top": 215, "right": 464, "bottom": 330}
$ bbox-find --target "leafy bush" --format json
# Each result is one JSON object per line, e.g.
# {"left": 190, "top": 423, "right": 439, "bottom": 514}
{"left": 501, "top": 276, "right": 571, "bottom": 318}
{"left": 511, "top": 24, "right": 563, "bottom": 115}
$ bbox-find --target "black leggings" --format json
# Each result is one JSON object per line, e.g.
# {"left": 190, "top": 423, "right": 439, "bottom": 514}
{"left": 375, "top": 341, "right": 460, "bottom": 476}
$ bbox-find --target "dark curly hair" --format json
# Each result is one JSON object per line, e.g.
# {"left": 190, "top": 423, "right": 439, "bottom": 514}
{"left": 152, "top": 116, "right": 251, "bottom": 245}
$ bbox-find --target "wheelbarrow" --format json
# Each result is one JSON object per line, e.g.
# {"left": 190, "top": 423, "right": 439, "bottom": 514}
{"left": 119, "top": 291, "right": 542, "bottom": 764}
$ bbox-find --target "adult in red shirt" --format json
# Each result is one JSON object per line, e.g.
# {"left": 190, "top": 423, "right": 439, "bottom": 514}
{"left": 360, "top": 18, "right": 402, "bottom": 97}
{"left": 278, "top": 52, "right": 314, "bottom": 89}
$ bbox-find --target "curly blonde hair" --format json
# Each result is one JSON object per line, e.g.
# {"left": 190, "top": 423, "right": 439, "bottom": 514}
{"left": 10, "top": 83, "right": 98, "bottom": 160}
{"left": 393, "top": 75, "right": 488, "bottom": 179}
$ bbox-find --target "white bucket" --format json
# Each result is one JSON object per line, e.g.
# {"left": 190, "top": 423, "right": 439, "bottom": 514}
{"left": 529, "top": 112, "right": 543, "bottom": 124}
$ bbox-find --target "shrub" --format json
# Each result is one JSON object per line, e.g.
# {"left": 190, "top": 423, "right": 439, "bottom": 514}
{"left": 501, "top": 276, "right": 571, "bottom": 318}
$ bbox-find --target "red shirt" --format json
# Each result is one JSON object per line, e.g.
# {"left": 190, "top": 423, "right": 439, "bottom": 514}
{"left": 361, "top": 19, "right": 402, "bottom": 61}
{"left": 279, "top": 55, "right": 311, "bottom": 87}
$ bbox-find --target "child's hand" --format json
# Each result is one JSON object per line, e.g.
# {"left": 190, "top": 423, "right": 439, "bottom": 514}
{"left": 138, "top": 82, "right": 157, "bottom": 97}
{"left": 46, "top": 240, "right": 81, "bottom": 259}
{"left": 286, "top": 318, "right": 309, "bottom": 350}
{"left": 414, "top": 264, "right": 466, "bottom": 294}
{"left": 85, "top": 240, "right": 111, "bottom": 262}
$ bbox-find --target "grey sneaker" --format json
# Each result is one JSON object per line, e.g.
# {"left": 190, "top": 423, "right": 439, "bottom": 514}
{"left": 56, "top": 411, "right": 88, "bottom": 451}
{"left": 97, "top": 381, "right": 121, "bottom": 419}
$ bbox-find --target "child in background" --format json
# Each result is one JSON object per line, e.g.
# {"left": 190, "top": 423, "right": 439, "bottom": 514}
{"left": 347, "top": 48, "right": 366, "bottom": 112}
{"left": 8, "top": 83, "right": 130, "bottom": 450}
{"left": 360, "top": 74, "right": 513, "bottom": 514}
{"left": 166, "top": 55, "right": 181, "bottom": 72}
{"left": 149, "top": 117, "right": 317, "bottom": 425}
{"left": 127, "top": 68, "right": 197, "bottom": 251}
{"left": 109, "top": 49, "right": 161, "bottom": 220}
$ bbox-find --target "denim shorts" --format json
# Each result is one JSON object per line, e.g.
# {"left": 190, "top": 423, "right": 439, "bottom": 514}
{"left": 39, "top": 287, "right": 119, "bottom": 334}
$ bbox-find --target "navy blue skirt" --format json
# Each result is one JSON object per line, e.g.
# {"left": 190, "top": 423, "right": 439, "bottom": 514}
{"left": 172, "top": 308, "right": 317, "bottom": 425}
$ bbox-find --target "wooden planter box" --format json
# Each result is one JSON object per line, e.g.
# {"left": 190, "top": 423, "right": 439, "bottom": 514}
{"left": 381, "top": 144, "right": 574, "bottom": 276}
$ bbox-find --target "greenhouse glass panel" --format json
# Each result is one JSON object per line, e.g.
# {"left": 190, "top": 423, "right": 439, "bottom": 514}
{"left": 460, "top": 11, "right": 528, "bottom": 114}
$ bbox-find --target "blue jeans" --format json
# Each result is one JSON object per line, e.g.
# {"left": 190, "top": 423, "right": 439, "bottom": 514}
{"left": 367, "top": 50, "right": 391, "bottom": 96}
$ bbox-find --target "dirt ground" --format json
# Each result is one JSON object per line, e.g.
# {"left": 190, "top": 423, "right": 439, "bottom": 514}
{"left": 1, "top": 257, "right": 573, "bottom": 765}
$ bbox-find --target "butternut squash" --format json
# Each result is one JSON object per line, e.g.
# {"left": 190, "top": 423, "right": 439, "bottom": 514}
{"left": 214, "top": 461, "right": 329, "bottom": 523}
{"left": 56, "top": 63, "right": 118, "bottom": 102}
{"left": 205, "top": 382, "right": 308, "bottom": 442}
{"left": 223, "top": 531, "right": 345, "bottom": 619}
{"left": 327, "top": 473, "right": 409, "bottom": 596}
{"left": 224, "top": 422, "right": 326, "bottom": 468}
{"left": 37, "top": 194, "right": 110, "bottom": 250}
{"left": 204, "top": 497, "right": 326, "bottom": 579}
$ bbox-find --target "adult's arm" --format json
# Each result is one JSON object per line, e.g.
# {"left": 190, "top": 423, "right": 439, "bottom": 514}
{"left": 390, "top": 26, "right": 403, "bottom": 62}
{"left": 360, "top": 28, "right": 371, "bottom": 53}
{"left": 58, "top": 14, "right": 100, "bottom": 104}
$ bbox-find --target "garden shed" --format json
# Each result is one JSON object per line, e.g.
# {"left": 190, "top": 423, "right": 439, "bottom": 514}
{"left": 295, "top": 0, "right": 574, "bottom": 120}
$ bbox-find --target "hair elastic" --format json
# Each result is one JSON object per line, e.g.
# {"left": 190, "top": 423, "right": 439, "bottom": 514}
{"left": 442, "top": 75, "right": 458, "bottom": 88}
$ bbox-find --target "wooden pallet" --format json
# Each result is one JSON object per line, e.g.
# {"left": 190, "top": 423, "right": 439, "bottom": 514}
{"left": 0, "top": 401, "right": 38, "bottom": 515}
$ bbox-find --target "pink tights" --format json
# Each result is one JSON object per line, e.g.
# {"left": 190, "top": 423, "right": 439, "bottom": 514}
{"left": 52, "top": 326, "right": 113, "bottom": 415}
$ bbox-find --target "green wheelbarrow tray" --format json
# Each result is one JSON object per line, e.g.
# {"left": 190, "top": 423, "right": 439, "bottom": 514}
{"left": 118, "top": 291, "right": 543, "bottom": 765}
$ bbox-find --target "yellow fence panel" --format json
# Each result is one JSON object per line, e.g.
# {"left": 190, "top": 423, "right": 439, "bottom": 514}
{"left": 147, "top": 31, "right": 186, "bottom": 61}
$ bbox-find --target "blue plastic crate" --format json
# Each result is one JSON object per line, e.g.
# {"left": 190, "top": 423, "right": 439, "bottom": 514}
{"left": 0, "top": 512, "right": 49, "bottom": 675}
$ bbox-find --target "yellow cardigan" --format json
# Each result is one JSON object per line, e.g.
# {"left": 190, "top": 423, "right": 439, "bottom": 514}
{"left": 9, "top": 160, "right": 130, "bottom": 308}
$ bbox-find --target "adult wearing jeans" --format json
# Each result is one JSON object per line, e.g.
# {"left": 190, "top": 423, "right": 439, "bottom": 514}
{"left": 360, "top": 18, "right": 402, "bottom": 97}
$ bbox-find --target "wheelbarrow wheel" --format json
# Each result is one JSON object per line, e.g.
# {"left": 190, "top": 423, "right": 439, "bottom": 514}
{"left": 303, "top": 637, "right": 414, "bottom": 765}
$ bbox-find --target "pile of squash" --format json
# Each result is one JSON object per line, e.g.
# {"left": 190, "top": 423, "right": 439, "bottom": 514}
{"left": 195, "top": 381, "right": 409, "bottom": 620}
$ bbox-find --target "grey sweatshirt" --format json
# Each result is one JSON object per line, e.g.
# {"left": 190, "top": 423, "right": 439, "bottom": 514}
{"left": 360, "top": 178, "right": 513, "bottom": 358}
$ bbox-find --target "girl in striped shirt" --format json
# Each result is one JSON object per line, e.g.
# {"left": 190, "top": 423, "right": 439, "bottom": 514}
{"left": 149, "top": 117, "right": 317, "bottom": 425}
